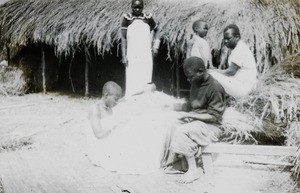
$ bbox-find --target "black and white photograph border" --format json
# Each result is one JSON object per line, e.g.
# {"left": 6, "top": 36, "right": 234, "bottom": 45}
{"left": 0, "top": 0, "right": 300, "bottom": 192}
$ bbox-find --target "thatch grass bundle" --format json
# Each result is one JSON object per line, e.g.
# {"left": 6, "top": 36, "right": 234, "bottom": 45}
{"left": 0, "top": 64, "right": 26, "bottom": 96}
{"left": 220, "top": 107, "right": 264, "bottom": 144}
{"left": 278, "top": 54, "right": 300, "bottom": 186}
{"left": 0, "top": 136, "right": 33, "bottom": 153}
{"left": 0, "top": 178, "right": 3, "bottom": 193}
{"left": 217, "top": 53, "right": 300, "bottom": 145}
{"left": 282, "top": 51, "right": 300, "bottom": 78}
{"left": 227, "top": 53, "right": 300, "bottom": 185}
{"left": 0, "top": 0, "right": 300, "bottom": 72}
{"left": 208, "top": 52, "right": 300, "bottom": 185}
{"left": 235, "top": 63, "right": 300, "bottom": 144}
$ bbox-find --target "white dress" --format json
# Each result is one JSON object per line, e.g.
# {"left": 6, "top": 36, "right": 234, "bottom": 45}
{"left": 125, "top": 19, "right": 153, "bottom": 97}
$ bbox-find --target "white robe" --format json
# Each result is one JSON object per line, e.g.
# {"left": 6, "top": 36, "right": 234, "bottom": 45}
{"left": 125, "top": 19, "right": 153, "bottom": 97}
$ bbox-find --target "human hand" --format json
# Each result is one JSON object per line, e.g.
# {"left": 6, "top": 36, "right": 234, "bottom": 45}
{"left": 187, "top": 39, "right": 193, "bottom": 48}
{"left": 219, "top": 63, "right": 227, "bottom": 70}
{"left": 186, "top": 34, "right": 194, "bottom": 48}
{"left": 207, "top": 68, "right": 216, "bottom": 74}
{"left": 177, "top": 111, "right": 191, "bottom": 120}
{"left": 208, "top": 65, "right": 217, "bottom": 70}
{"left": 173, "top": 103, "right": 184, "bottom": 111}
{"left": 152, "top": 48, "right": 159, "bottom": 57}
{"left": 121, "top": 56, "right": 128, "bottom": 67}
{"left": 178, "top": 115, "right": 194, "bottom": 123}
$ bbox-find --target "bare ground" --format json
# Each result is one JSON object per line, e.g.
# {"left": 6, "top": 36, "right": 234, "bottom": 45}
{"left": 0, "top": 93, "right": 299, "bottom": 193}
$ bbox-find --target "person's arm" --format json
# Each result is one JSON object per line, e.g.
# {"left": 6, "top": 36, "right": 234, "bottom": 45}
{"left": 224, "top": 62, "right": 240, "bottom": 76}
{"left": 218, "top": 40, "right": 230, "bottom": 70}
{"left": 121, "top": 34, "right": 127, "bottom": 66}
{"left": 212, "top": 62, "right": 240, "bottom": 76}
{"left": 121, "top": 16, "right": 128, "bottom": 66}
{"left": 178, "top": 111, "right": 217, "bottom": 123}
{"left": 178, "top": 90, "right": 226, "bottom": 124}
{"left": 164, "top": 100, "right": 189, "bottom": 112}
{"left": 148, "top": 15, "right": 160, "bottom": 56}
{"left": 186, "top": 34, "right": 194, "bottom": 58}
{"left": 152, "top": 26, "right": 160, "bottom": 56}
{"left": 207, "top": 51, "right": 213, "bottom": 69}
{"left": 88, "top": 104, "right": 112, "bottom": 139}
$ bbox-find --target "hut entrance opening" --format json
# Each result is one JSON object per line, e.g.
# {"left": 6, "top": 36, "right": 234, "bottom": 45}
{"left": 11, "top": 43, "right": 180, "bottom": 97}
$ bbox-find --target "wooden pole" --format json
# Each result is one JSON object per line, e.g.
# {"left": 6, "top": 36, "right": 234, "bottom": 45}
{"left": 84, "top": 46, "right": 91, "bottom": 96}
{"left": 69, "top": 53, "right": 75, "bottom": 93}
{"left": 41, "top": 45, "right": 46, "bottom": 94}
{"left": 176, "top": 62, "right": 180, "bottom": 97}
{"left": 6, "top": 43, "right": 10, "bottom": 66}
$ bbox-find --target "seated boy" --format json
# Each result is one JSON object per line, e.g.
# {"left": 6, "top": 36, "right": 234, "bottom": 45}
{"left": 163, "top": 57, "right": 226, "bottom": 183}
{"left": 89, "top": 81, "right": 123, "bottom": 139}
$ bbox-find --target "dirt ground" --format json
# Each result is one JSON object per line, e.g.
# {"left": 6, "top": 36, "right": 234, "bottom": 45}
{"left": 0, "top": 93, "right": 299, "bottom": 193}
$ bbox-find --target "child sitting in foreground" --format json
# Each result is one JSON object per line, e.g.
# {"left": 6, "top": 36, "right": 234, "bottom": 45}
{"left": 89, "top": 81, "right": 123, "bottom": 139}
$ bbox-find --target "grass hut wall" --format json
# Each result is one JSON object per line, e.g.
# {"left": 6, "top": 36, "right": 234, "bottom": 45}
{"left": 0, "top": 0, "right": 300, "bottom": 95}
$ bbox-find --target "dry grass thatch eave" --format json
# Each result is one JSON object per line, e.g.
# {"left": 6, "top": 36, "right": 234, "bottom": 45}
{"left": 235, "top": 55, "right": 300, "bottom": 144}
{"left": 0, "top": 0, "right": 131, "bottom": 56}
{"left": 0, "top": 0, "right": 300, "bottom": 71}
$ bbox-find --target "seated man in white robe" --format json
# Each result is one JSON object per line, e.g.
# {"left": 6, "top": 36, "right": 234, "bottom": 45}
{"left": 208, "top": 24, "right": 257, "bottom": 98}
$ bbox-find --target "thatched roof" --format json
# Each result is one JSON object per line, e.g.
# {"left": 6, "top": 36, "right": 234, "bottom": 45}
{"left": 0, "top": 0, "right": 9, "bottom": 5}
{"left": 1, "top": 0, "right": 300, "bottom": 72}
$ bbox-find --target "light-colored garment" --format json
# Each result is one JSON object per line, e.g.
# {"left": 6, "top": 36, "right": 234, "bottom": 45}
{"left": 228, "top": 40, "right": 257, "bottom": 86}
{"left": 169, "top": 121, "right": 221, "bottom": 157}
{"left": 190, "top": 36, "right": 212, "bottom": 69}
{"left": 209, "top": 40, "right": 257, "bottom": 98}
{"left": 86, "top": 92, "right": 184, "bottom": 174}
{"left": 126, "top": 19, "right": 153, "bottom": 97}
{"left": 160, "top": 120, "right": 221, "bottom": 171}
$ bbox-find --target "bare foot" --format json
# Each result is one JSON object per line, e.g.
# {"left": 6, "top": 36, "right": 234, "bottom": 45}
{"left": 177, "top": 169, "right": 203, "bottom": 184}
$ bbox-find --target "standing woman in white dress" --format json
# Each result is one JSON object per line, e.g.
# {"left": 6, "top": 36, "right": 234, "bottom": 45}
{"left": 121, "top": 0, "right": 160, "bottom": 98}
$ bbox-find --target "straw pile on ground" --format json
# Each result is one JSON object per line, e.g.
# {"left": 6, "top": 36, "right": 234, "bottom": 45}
{"left": 219, "top": 107, "right": 264, "bottom": 144}
{"left": 0, "top": 61, "right": 26, "bottom": 96}
{"left": 218, "top": 53, "right": 300, "bottom": 185}
{"left": 0, "top": 0, "right": 300, "bottom": 72}
{"left": 213, "top": 54, "right": 299, "bottom": 145}
{"left": 234, "top": 54, "right": 300, "bottom": 146}
{"left": 0, "top": 136, "right": 33, "bottom": 153}
{"left": 220, "top": 62, "right": 298, "bottom": 144}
